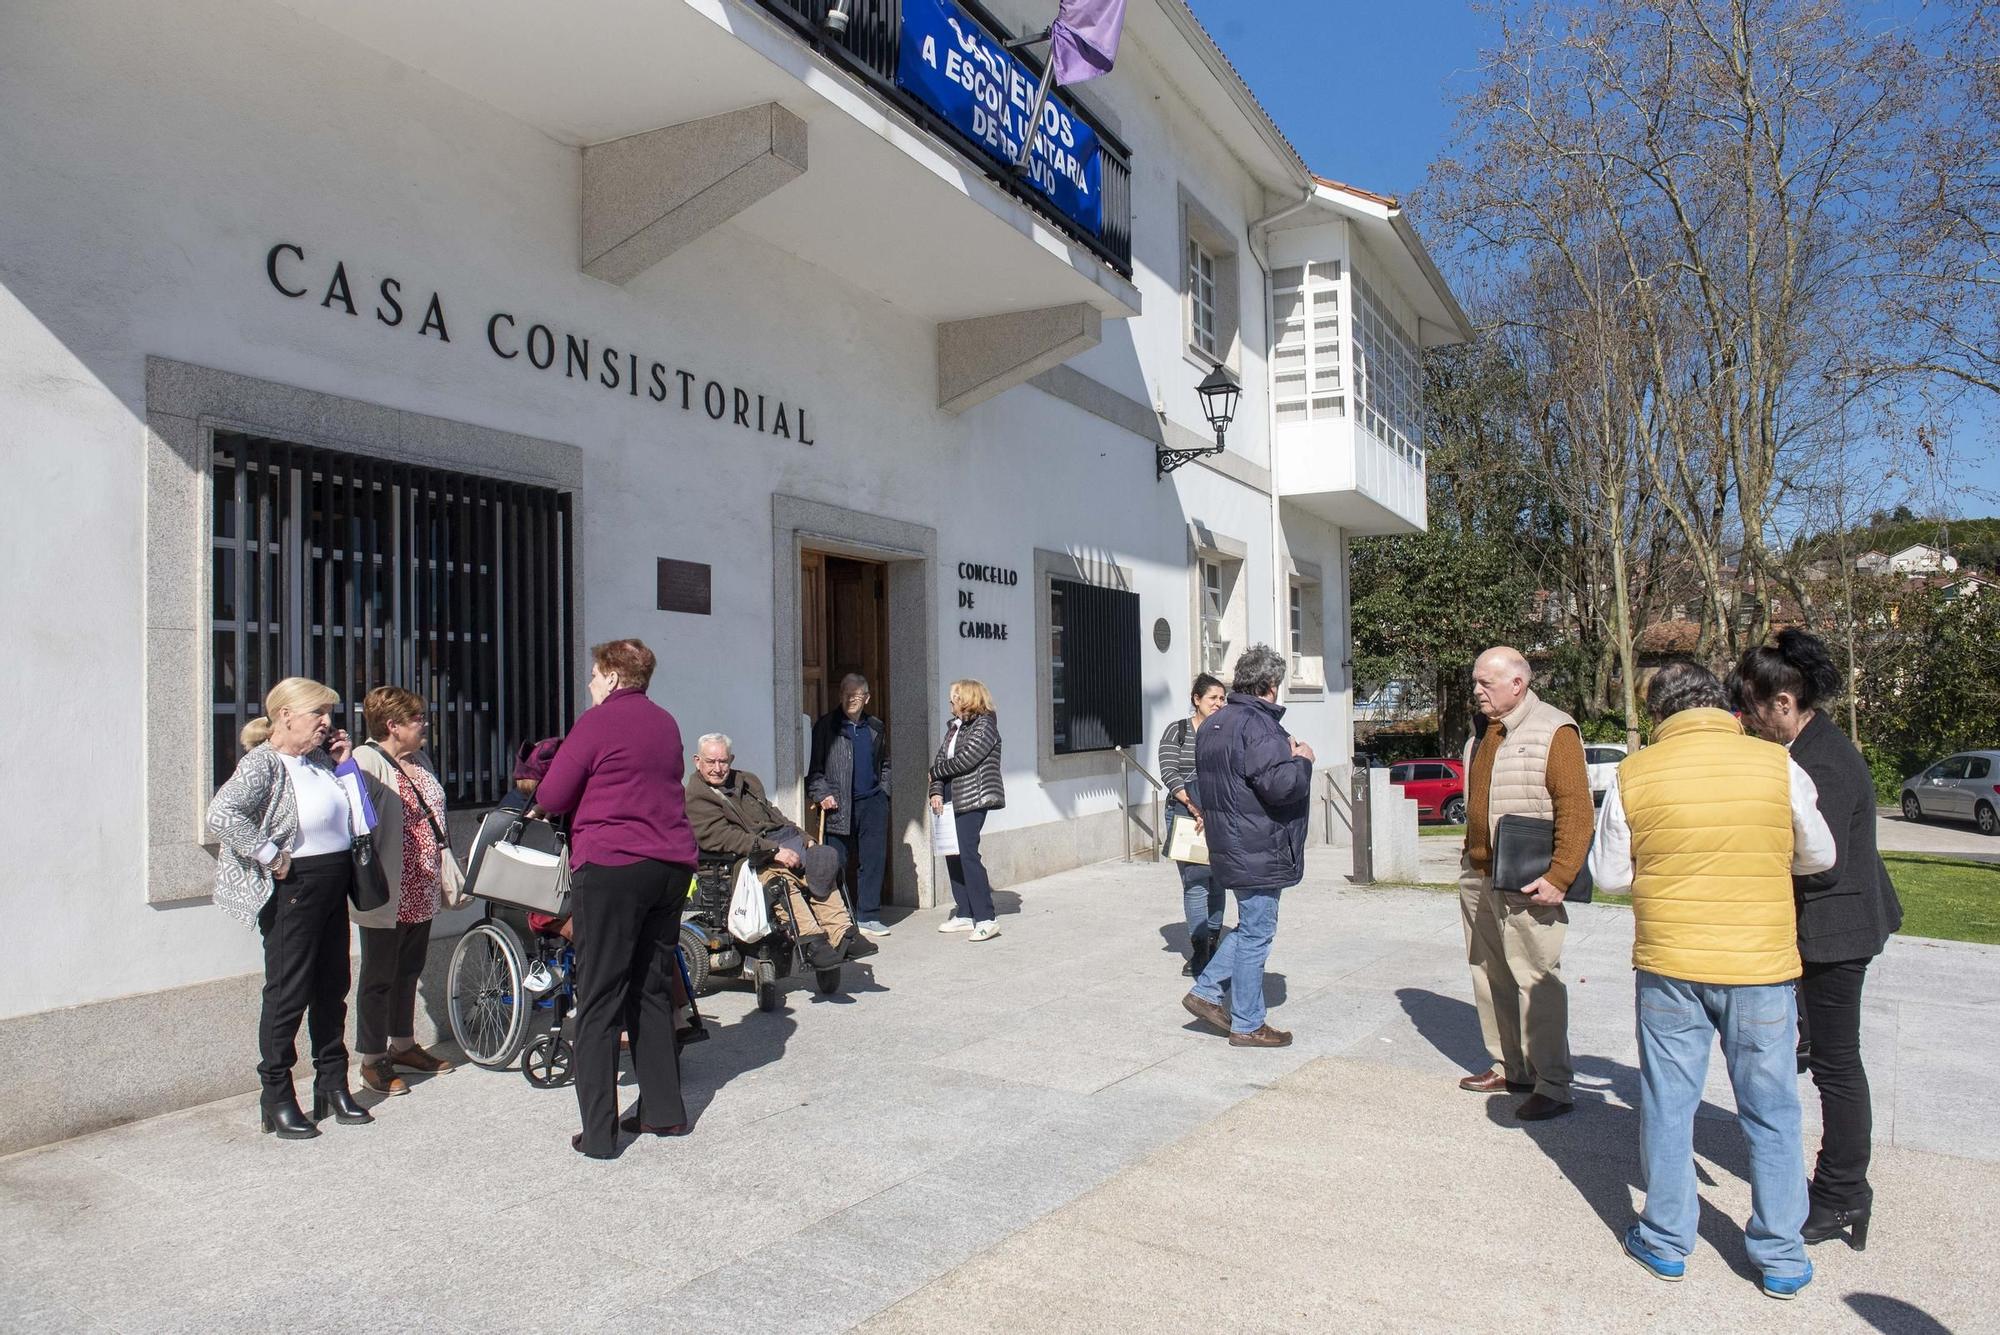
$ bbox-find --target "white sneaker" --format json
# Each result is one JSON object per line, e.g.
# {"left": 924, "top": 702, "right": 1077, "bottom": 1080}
{"left": 858, "top": 919, "right": 892, "bottom": 937}
{"left": 939, "top": 916, "right": 976, "bottom": 933}
{"left": 969, "top": 920, "right": 1000, "bottom": 942}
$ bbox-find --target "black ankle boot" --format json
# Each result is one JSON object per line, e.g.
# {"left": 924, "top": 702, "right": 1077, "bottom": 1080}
{"left": 1802, "top": 1199, "right": 1870, "bottom": 1250}
{"left": 1190, "top": 932, "right": 1217, "bottom": 979}
{"left": 260, "top": 1098, "right": 321, "bottom": 1139}
{"left": 312, "top": 1087, "right": 374, "bottom": 1125}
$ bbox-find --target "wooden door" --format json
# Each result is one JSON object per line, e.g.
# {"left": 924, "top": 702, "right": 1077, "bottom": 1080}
{"left": 801, "top": 550, "right": 828, "bottom": 722}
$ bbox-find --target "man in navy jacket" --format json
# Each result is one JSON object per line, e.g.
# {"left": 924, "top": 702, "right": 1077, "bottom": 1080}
{"left": 1181, "top": 644, "right": 1314, "bottom": 1047}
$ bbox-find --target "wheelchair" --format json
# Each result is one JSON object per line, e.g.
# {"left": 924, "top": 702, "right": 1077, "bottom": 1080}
{"left": 679, "top": 854, "right": 848, "bottom": 1012}
{"left": 445, "top": 902, "right": 707, "bottom": 1087}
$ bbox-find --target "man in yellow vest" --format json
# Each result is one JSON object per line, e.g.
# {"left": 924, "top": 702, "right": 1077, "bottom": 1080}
{"left": 1457, "top": 646, "right": 1594, "bottom": 1120}
{"left": 1590, "top": 661, "right": 1835, "bottom": 1301}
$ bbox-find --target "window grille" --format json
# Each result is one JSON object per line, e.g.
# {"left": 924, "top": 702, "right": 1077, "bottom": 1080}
{"left": 1050, "top": 577, "right": 1142, "bottom": 754}
{"left": 210, "top": 432, "right": 575, "bottom": 806}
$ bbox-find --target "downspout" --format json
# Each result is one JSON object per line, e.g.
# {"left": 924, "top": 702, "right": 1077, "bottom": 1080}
{"left": 1248, "top": 186, "right": 1314, "bottom": 678}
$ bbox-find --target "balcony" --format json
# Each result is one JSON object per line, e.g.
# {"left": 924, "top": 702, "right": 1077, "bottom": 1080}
{"left": 1278, "top": 417, "right": 1427, "bottom": 535}
{"left": 753, "top": 0, "right": 1132, "bottom": 276}
{"left": 271, "top": 0, "right": 1141, "bottom": 407}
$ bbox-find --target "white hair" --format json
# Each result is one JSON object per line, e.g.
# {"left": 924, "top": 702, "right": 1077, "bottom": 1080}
{"left": 696, "top": 732, "right": 733, "bottom": 755}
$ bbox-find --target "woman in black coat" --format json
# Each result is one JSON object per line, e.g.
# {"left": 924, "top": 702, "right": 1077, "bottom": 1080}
{"left": 1732, "top": 630, "right": 1903, "bottom": 1251}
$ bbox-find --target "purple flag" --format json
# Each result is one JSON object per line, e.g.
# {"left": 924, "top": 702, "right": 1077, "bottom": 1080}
{"left": 1049, "top": 0, "right": 1126, "bottom": 85}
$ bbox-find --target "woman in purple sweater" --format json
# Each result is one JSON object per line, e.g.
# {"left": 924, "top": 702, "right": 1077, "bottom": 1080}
{"left": 535, "top": 639, "right": 699, "bottom": 1158}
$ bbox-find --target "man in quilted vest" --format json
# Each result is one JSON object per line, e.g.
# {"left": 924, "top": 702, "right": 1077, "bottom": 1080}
{"left": 1456, "top": 647, "right": 1594, "bottom": 1120}
{"left": 1590, "top": 661, "right": 1834, "bottom": 1301}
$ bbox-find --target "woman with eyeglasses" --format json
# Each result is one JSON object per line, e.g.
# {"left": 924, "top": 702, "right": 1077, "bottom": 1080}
{"left": 350, "top": 686, "right": 456, "bottom": 1098}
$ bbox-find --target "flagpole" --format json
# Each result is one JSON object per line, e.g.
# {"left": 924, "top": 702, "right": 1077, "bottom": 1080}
{"left": 1011, "top": 57, "right": 1059, "bottom": 174}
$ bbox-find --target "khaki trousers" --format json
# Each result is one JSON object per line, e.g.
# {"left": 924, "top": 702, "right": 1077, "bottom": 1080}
{"left": 1459, "top": 872, "right": 1572, "bottom": 1101}
{"left": 763, "top": 867, "right": 853, "bottom": 949}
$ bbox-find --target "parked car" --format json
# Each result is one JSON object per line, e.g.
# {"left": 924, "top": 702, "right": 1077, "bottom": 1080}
{"left": 1901, "top": 751, "right": 2000, "bottom": 835}
{"left": 1584, "top": 742, "right": 1629, "bottom": 806}
{"left": 1388, "top": 758, "right": 1466, "bottom": 824}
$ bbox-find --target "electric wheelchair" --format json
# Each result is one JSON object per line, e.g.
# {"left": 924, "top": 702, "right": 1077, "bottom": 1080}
{"left": 679, "top": 854, "right": 850, "bottom": 1012}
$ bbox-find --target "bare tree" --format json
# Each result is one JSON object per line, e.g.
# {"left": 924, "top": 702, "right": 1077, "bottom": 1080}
{"left": 1434, "top": 0, "right": 1928, "bottom": 662}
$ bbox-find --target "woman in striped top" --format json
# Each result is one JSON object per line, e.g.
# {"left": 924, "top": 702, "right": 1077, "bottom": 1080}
{"left": 1160, "top": 674, "right": 1227, "bottom": 976}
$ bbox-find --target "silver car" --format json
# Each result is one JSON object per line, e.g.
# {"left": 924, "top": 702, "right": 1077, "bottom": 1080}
{"left": 1901, "top": 751, "right": 2000, "bottom": 835}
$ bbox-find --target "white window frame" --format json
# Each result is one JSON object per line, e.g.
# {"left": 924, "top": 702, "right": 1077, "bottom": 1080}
{"left": 1179, "top": 188, "right": 1240, "bottom": 371}
{"left": 1188, "top": 238, "right": 1219, "bottom": 361}
{"left": 1271, "top": 260, "right": 1344, "bottom": 427}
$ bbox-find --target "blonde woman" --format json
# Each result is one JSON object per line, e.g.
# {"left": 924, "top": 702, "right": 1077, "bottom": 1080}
{"left": 928, "top": 679, "right": 1004, "bottom": 941}
{"left": 208, "top": 678, "right": 374, "bottom": 1139}
{"left": 352, "top": 686, "right": 456, "bottom": 1097}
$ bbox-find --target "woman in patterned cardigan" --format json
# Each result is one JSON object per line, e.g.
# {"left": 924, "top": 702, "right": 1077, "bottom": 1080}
{"left": 208, "top": 677, "right": 375, "bottom": 1140}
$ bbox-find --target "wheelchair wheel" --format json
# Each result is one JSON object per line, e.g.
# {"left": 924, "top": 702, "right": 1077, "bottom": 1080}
{"left": 814, "top": 966, "right": 842, "bottom": 995}
{"left": 754, "top": 958, "right": 781, "bottom": 1013}
{"left": 522, "top": 1031, "right": 573, "bottom": 1088}
{"left": 447, "top": 920, "right": 530, "bottom": 1068}
{"left": 678, "top": 925, "right": 711, "bottom": 997}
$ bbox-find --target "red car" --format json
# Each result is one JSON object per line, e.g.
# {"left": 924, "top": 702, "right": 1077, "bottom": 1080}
{"left": 1387, "top": 758, "right": 1467, "bottom": 824}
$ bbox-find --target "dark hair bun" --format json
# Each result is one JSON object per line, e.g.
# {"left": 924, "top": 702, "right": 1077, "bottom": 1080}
{"left": 1774, "top": 629, "right": 1842, "bottom": 707}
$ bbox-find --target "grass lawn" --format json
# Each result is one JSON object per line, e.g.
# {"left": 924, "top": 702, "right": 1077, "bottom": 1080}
{"left": 1882, "top": 852, "right": 2000, "bottom": 946}
{"left": 1396, "top": 851, "right": 1998, "bottom": 946}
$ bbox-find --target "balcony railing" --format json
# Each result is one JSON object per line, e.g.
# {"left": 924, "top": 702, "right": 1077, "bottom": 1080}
{"left": 753, "top": 0, "right": 1135, "bottom": 276}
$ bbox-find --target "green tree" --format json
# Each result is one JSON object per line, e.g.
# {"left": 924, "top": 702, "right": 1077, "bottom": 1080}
{"left": 1351, "top": 342, "right": 1546, "bottom": 753}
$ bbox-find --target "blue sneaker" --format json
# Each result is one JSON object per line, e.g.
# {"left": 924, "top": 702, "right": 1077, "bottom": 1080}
{"left": 1762, "top": 1262, "right": 1814, "bottom": 1300}
{"left": 1623, "top": 1226, "right": 1686, "bottom": 1282}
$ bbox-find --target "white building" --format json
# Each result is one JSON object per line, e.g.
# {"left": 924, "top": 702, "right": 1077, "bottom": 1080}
{"left": 1889, "top": 544, "right": 1958, "bottom": 575}
{"left": 0, "top": 0, "right": 1470, "bottom": 1150}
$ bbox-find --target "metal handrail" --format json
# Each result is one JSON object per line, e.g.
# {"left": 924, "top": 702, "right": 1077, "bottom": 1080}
{"left": 1116, "top": 748, "right": 1164, "bottom": 863}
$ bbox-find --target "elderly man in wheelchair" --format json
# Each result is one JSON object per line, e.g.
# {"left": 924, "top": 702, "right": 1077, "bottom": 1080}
{"left": 686, "top": 733, "right": 879, "bottom": 978}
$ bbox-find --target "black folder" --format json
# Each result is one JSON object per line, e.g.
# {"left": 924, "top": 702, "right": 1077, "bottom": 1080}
{"left": 1492, "top": 814, "right": 1593, "bottom": 904}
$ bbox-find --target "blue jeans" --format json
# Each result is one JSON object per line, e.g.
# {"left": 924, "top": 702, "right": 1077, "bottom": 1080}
{"left": 1191, "top": 886, "right": 1281, "bottom": 1034}
{"left": 1180, "top": 861, "right": 1223, "bottom": 948}
{"left": 832, "top": 790, "right": 889, "bottom": 918}
{"left": 1634, "top": 970, "right": 1809, "bottom": 1278}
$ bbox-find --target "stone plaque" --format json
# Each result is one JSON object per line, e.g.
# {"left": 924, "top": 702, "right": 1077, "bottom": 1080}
{"left": 656, "top": 558, "right": 712, "bottom": 616}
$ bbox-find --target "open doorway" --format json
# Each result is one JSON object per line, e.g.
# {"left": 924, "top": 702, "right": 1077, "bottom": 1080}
{"left": 801, "top": 550, "right": 893, "bottom": 902}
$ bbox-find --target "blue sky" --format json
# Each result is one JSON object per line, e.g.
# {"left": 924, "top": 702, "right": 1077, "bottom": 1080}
{"left": 1185, "top": 0, "right": 1490, "bottom": 197}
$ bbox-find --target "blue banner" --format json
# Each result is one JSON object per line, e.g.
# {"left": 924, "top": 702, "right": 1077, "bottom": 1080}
{"left": 897, "top": 0, "right": 1104, "bottom": 237}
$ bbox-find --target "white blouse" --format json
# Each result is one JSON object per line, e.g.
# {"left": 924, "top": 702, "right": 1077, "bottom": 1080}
{"left": 280, "top": 753, "right": 353, "bottom": 858}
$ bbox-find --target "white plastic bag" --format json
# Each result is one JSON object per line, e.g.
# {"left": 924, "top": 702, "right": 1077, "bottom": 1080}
{"left": 726, "top": 860, "right": 772, "bottom": 943}
{"left": 931, "top": 802, "right": 959, "bottom": 857}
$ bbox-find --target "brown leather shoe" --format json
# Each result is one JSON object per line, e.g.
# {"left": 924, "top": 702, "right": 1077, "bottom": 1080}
{"left": 1460, "top": 1069, "right": 1535, "bottom": 1094}
{"left": 1515, "top": 1093, "right": 1575, "bottom": 1121}
{"left": 1181, "top": 991, "right": 1231, "bottom": 1035}
{"left": 390, "top": 1045, "right": 454, "bottom": 1074}
{"left": 1228, "top": 1024, "right": 1293, "bottom": 1048}
{"left": 359, "top": 1058, "right": 407, "bottom": 1096}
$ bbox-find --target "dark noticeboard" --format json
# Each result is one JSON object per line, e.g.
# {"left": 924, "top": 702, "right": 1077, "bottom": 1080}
{"left": 657, "top": 559, "right": 712, "bottom": 616}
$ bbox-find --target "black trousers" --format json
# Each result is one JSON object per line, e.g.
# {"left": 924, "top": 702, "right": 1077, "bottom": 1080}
{"left": 356, "top": 917, "right": 434, "bottom": 1054}
{"left": 947, "top": 808, "right": 994, "bottom": 921}
{"left": 256, "top": 852, "right": 353, "bottom": 1101}
{"left": 570, "top": 858, "right": 693, "bottom": 1155}
{"left": 1799, "top": 956, "right": 1876, "bottom": 1211}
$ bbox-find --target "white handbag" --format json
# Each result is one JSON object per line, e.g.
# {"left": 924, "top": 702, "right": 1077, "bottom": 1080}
{"left": 726, "top": 861, "right": 772, "bottom": 943}
{"left": 471, "top": 819, "right": 571, "bottom": 915}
